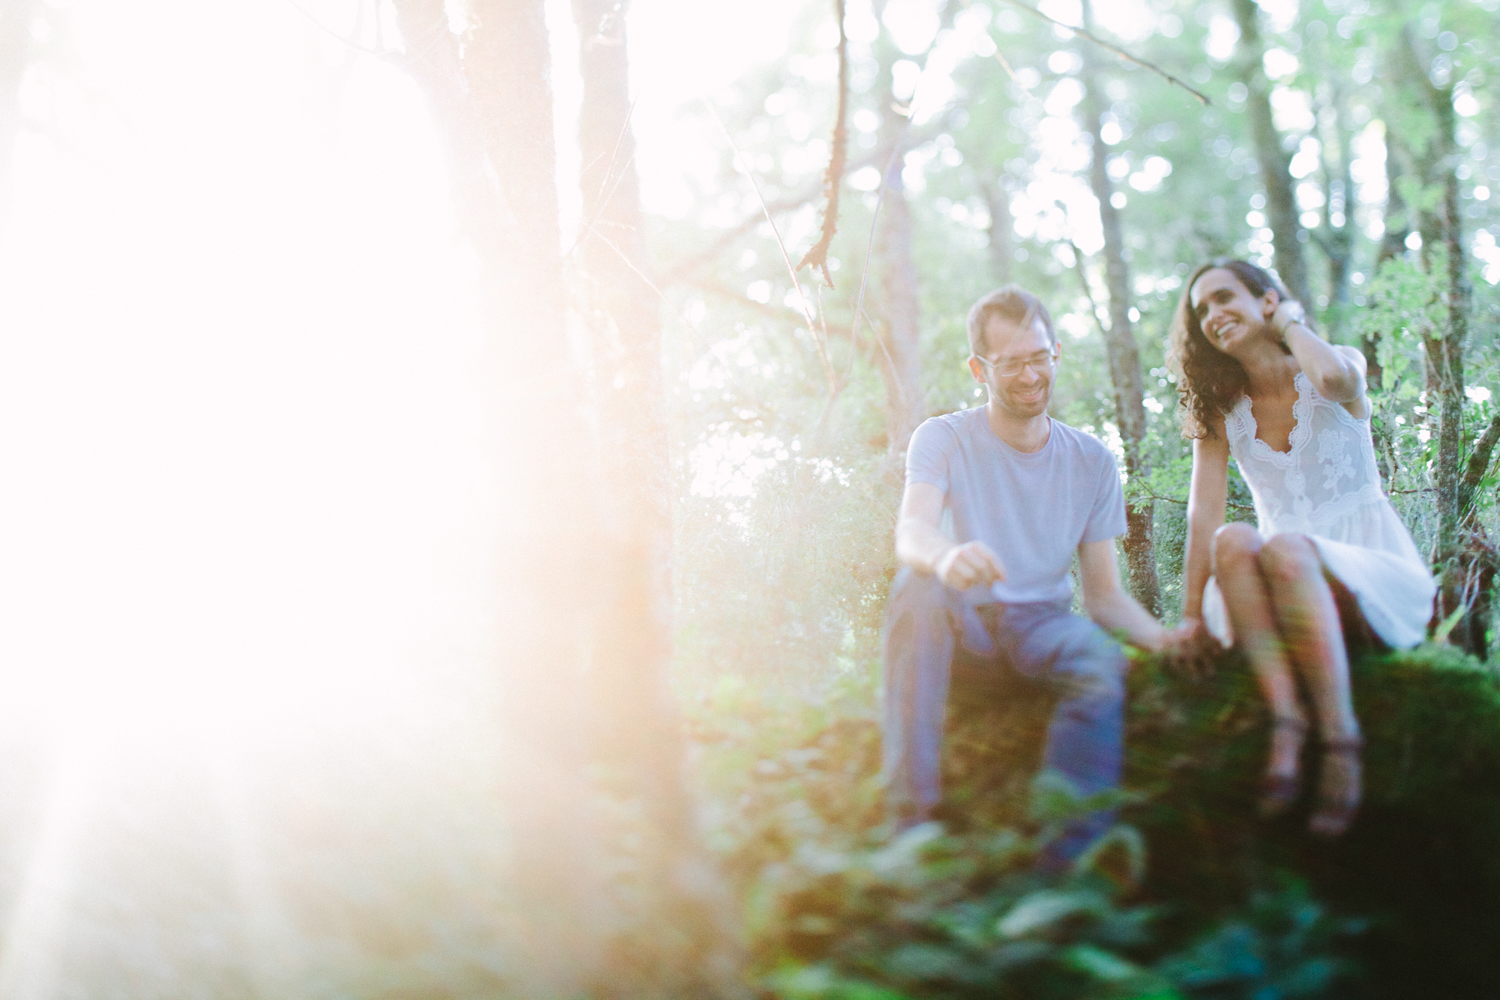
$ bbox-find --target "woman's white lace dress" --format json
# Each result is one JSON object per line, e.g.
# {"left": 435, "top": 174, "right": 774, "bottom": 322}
{"left": 1202, "top": 372, "right": 1436, "bottom": 649}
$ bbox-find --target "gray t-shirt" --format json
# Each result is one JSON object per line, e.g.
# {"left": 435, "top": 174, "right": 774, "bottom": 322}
{"left": 905, "top": 407, "right": 1127, "bottom": 605}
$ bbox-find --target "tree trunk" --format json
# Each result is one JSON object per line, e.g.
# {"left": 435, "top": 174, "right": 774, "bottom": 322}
{"left": 979, "top": 170, "right": 1013, "bottom": 286}
{"left": 1394, "top": 26, "right": 1481, "bottom": 654}
{"left": 1376, "top": 132, "right": 1411, "bottom": 272}
{"left": 1078, "top": 0, "right": 1159, "bottom": 616}
{"left": 386, "top": 0, "right": 654, "bottom": 991}
{"left": 1364, "top": 127, "right": 1413, "bottom": 394}
{"left": 869, "top": 37, "right": 925, "bottom": 462}
{"left": 572, "top": 0, "right": 677, "bottom": 801}
{"left": 570, "top": 2, "right": 745, "bottom": 992}
{"left": 1316, "top": 83, "right": 1355, "bottom": 342}
{"left": 1232, "top": 0, "right": 1312, "bottom": 309}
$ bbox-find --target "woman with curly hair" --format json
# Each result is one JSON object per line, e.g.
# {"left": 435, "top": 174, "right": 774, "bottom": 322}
{"left": 1168, "top": 259, "right": 1434, "bottom": 836}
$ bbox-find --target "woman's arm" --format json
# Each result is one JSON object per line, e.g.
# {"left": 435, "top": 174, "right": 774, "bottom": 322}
{"left": 1181, "top": 426, "right": 1230, "bottom": 624}
{"left": 1274, "top": 300, "right": 1367, "bottom": 408}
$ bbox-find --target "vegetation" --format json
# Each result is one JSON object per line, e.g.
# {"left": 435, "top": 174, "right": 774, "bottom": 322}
{"left": 661, "top": 0, "right": 1500, "bottom": 995}
{"left": 4, "top": 0, "right": 1500, "bottom": 996}
{"left": 692, "top": 644, "right": 1500, "bottom": 998}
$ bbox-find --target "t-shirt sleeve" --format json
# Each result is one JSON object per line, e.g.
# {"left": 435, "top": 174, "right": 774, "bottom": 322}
{"left": 905, "top": 418, "right": 952, "bottom": 492}
{"left": 1080, "top": 447, "right": 1128, "bottom": 543}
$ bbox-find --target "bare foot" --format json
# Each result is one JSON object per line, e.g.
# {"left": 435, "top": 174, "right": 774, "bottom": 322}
{"left": 1260, "top": 714, "right": 1309, "bottom": 818}
{"left": 1309, "top": 736, "right": 1363, "bottom": 837}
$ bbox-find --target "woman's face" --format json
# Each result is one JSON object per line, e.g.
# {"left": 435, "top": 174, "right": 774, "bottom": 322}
{"left": 1188, "top": 267, "right": 1279, "bottom": 355}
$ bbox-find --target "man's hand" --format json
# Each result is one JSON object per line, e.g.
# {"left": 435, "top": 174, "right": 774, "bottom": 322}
{"left": 934, "top": 541, "right": 1006, "bottom": 591}
{"left": 1160, "top": 617, "right": 1223, "bottom": 679}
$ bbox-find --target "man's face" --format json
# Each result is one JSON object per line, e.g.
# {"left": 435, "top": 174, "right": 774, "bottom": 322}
{"left": 969, "top": 315, "right": 1058, "bottom": 420}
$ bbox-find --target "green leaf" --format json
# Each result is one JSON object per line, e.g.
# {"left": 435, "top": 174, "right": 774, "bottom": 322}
{"left": 1072, "top": 824, "right": 1148, "bottom": 886}
{"left": 1063, "top": 944, "right": 1186, "bottom": 998}
{"left": 997, "top": 888, "right": 1110, "bottom": 938}
{"left": 1431, "top": 602, "right": 1467, "bottom": 644}
{"left": 767, "top": 964, "right": 914, "bottom": 1000}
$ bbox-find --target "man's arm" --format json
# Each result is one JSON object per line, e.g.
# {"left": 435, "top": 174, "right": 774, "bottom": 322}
{"left": 895, "top": 481, "right": 1006, "bottom": 590}
{"left": 1077, "top": 537, "right": 1165, "bottom": 652}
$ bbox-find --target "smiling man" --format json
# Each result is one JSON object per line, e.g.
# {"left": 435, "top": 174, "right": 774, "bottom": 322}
{"left": 883, "top": 285, "right": 1166, "bottom": 865}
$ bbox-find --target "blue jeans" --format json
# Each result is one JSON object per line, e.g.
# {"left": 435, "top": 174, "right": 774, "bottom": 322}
{"left": 881, "top": 568, "right": 1128, "bottom": 860}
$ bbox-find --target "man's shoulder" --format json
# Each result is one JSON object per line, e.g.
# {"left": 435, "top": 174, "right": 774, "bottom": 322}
{"left": 913, "top": 407, "right": 985, "bottom": 447}
{"left": 919, "top": 407, "right": 986, "bottom": 432}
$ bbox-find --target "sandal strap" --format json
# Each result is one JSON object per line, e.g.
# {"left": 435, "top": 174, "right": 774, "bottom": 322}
{"left": 1322, "top": 735, "right": 1364, "bottom": 752}
{"left": 1271, "top": 715, "right": 1309, "bottom": 733}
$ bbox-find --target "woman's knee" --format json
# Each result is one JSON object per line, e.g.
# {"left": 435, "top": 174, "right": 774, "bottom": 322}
{"left": 1259, "top": 533, "right": 1322, "bottom": 583}
{"left": 1213, "top": 522, "right": 1262, "bottom": 573}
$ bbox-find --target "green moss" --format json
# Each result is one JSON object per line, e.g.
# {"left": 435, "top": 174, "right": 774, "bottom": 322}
{"left": 704, "top": 644, "right": 1500, "bottom": 999}
{"left": 1124, "top": 645, "right": 1500, "bottom": 998}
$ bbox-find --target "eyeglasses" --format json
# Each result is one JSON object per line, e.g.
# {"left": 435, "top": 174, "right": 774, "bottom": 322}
{"left": 974, "top": 345, "right": 1059, "bottom": 379}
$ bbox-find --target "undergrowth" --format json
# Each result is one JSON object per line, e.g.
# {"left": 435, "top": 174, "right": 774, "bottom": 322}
{"left": 688, "top": 643, "right": 1500, "bottom": 999}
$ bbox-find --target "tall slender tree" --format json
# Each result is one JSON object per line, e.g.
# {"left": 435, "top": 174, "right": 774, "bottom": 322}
{"left": 1311, "top": 81, "right": 1356, "bottom": 341}
{"left": 979, "top": 169, "right": 1014, "bottom": 286}
{"left": 570, "top": 1, "right": 745, "bottom": 991}
{"left": 387, "top": 1, "right": 738, "bottom": 992}
{"left": 386, "top": 3, "right": 594, "bottom": 986}
{"left": 1389, "top": 24, "right": 1487, "bottom": 653}
{"left": 1232, "top": 0, "right": 1312, "bottom": 308}
{"left": 1078, "top": 0, "right": 1159, "bottom": 615}
{"left": 869, "top": 13, "right": 925, "bottom": 462}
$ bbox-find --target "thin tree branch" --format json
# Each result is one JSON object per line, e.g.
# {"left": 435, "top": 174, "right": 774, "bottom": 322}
{"left": 1457, "top": 409, "right": 1500, "bottom": 531}
{"left": 796, "top": 0, "right": 849, "bottom": 287}
{"left": 563, "top": 94, "right": 643, "bottom": 261}
{"left": 705, "top": 99, "right": 838, "bottom": 393}
{"left": 1058, "top": 229, "right": 1110, "bottom": 334}
{"left": 657, "top": 118, "right": 953, "bottom": 285}
{"left": 991, "top": 0, "right": 1211, "bottom": 105}
{"left": 283, "top": 0, "right": 399, "bottom": 62}
{"left": 1463, "top": 410, "right": 1500, "bottom": 492}
{"left": 1139, "top": 488, "right": 1254, "bottom": 514}
{"left": 956, "top": 0, "right": 1025, "bottom": 88}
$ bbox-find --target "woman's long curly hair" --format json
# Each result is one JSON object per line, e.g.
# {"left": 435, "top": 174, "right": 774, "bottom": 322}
{"left": 1168, "top": 258, "right": 1296, "bottom": 439}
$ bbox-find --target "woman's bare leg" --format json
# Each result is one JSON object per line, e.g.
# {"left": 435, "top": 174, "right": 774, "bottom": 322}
{"left": 1212, "top": 524, "right": 1308, "bottom": 807}
{"left": 1258, "top": 533, "right": 1361, "bottom": 836}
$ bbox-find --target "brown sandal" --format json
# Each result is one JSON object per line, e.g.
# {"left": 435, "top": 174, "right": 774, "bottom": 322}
{"left": 1309, "top": 735, "right": 1363, "bottom": 837}
{"left": 1259, "top": 715, "right": 1309, "bottom": 818}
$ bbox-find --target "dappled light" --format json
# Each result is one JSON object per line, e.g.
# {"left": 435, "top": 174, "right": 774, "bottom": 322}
{"left": 0, "top": 0, "right": 1498, "bottom": 996}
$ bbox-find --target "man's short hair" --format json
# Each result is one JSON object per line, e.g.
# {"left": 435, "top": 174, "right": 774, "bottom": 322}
{"left": 965, "top": 286, "right": 1056, "bottom": 356}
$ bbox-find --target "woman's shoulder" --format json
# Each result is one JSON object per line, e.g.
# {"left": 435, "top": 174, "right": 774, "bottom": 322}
{"left": 1215, "top": 394, "right": 1249, "bottom": 426}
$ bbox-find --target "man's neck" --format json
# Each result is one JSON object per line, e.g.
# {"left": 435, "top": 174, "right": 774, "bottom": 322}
{"left": 985, "top": 404, "right": 1051, "bottom": 453}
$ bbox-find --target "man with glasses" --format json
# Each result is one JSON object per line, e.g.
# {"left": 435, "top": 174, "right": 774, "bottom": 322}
{"left": 883, "top": 285, "right": 1166, "bottom": 865}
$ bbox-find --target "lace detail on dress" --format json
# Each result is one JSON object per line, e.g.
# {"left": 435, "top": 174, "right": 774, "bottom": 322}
{"left": 1223, "top": 372, "right": 1388, "bottom": 540}
{"left": 1241, "top": 374, "right": 1313, "bottom": 466}
{"left": 1316, "top": 428, "right": 1354, "bottom": 490}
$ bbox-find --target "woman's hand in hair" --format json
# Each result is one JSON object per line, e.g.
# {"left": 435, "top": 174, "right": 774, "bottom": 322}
{"left": 1269, "top": 298, "right": 1307, "bottom": 345}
